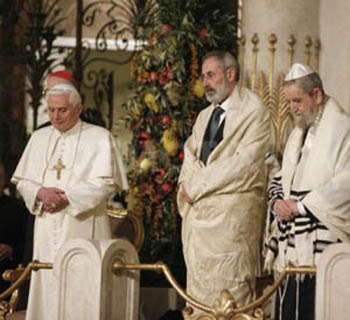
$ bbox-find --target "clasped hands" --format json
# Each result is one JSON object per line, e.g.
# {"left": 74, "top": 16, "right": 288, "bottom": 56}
{"left": 37, "top": 187, "right": 69, "bottom": 213}
{"left": 274, "top": 199, "right": 300, "bottom": 221}
{"left": 181, "top": 187, "right": 301, "bottom": 222}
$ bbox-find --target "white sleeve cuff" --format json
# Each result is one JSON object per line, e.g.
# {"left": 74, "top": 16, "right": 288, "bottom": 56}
{"left": 298, "top": 201, "right": 307, "bottom": 216}
{"left": 17, "top": 180, "right": 42, "bottom": 215}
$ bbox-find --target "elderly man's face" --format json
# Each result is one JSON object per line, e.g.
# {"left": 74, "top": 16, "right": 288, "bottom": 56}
{"left": 48, "top": 93, "right": 82, "bottom": 132}
{"left": 284, "top": 84, "right": 322, "bottom": 129}
{"left": 201, "top": 57, "right": 231, "bottom": 104}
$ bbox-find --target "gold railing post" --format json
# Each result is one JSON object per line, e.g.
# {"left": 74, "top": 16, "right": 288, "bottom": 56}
{"left": 0, "top": 261, "right": 53, "bottom": 301}
{"left": 238, "top": 35, "right": 246, "bottom": 92}
{"left": 304, "top": 36, "right": 312, "bottom": 66}
{"left": 113, "top": 260, "right": 212, "bottom": 314}
{"left": 268, "top": 33, "right": 277, "bottom": 93}
{"left": 287, "top": 34, "right": 296, "bottom": 68}
{"left": 314, "top": 38, "right": 321, "bottom": 72}
{"left": 237, "top": 0, "right": 243, "bottom": 40}
{"left": 251, "top": 33, "right": 259, "bottom": 91}
{"left": 0, "top": 261, "right": 53, "bottom": 319}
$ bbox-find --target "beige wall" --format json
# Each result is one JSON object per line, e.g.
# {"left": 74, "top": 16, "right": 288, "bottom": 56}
{"left": 242, "top": 0, "right": 320, "bottom": 75}
{"left": 320, "top": 0, "right": 350, "bottom": 113}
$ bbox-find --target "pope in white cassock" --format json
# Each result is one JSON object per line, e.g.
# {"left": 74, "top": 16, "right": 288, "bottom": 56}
{"left": 264, "top": 63, "right": 350, "bottom": 320}
{"left": 11, "top": 83, "right": 128, "bottom": 320}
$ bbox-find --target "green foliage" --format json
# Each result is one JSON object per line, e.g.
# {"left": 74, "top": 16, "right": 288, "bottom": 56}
{"left": 123, "top": 0, "right": 237, "bottom": 274}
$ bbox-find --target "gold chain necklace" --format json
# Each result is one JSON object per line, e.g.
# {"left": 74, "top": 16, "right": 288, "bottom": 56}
{"left": 46, "top": 121, "right": 84, "bottom": 180}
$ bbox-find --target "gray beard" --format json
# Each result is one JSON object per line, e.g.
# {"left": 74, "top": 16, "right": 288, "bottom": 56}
{"left": 205, "top": 80, "right": 230, "bottom": 104}
{"left": 293, "top": 110, "right": 318, "bottom": 130}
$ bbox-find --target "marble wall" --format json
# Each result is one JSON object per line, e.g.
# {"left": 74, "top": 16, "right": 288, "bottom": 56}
{"left": 320, "top": 0, "right": 350, "bottom": 113}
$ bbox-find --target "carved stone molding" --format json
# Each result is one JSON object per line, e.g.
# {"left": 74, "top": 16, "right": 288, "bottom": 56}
{"left": 51, "top": 238, "right": 140, "bottom": 320}
{"left": 316, "top": 243, "right": 350, "bottom": 320}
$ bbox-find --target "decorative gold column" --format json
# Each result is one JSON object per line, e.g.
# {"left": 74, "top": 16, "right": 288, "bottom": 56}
{"left": 314, "top": 39, "right": 321, "bottom": 72}
{"left": 304, "top": 36, "right": 312, "bottom": 66}
{"left": 268, "top": 33, "right": 277, "bottom": 92}
{"left": 237, "top": 35, "right": 246, "bottom": 90}
{"left": 250, "top": 33, "right": 259, "bottom": 91}
{"left": 287, "top": 34, "right": 296, "bottom": 68}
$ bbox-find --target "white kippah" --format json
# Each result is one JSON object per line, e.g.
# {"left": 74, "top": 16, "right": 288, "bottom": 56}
{"left": 48, "top": 83, "right": 80, "bottom": 96}
{"left": 285, "top": 63, "right": 314, "bottom": 81}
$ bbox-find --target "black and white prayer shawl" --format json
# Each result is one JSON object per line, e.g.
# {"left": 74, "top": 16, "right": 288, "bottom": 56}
{"left": 265, "top": 171, "right": 341, "bottom": 270}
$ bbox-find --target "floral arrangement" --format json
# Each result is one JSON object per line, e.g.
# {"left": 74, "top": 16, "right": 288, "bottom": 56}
{"left": 123, "top": 0, "right": 237, "bottom": 274}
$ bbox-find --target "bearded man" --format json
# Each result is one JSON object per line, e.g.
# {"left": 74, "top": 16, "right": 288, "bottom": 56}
{"left": 177, "top": 50, "right": 270, "bottom": 308}
{"left": 264, "top": 63, "right": 350, "bottom": 320}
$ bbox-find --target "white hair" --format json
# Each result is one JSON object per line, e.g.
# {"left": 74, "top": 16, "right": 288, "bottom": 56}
{"left": 47, "top": 83, "right": 82, "bottom": 107}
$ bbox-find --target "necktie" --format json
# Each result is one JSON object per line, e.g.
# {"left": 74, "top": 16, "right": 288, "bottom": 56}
{"left": 208, "top": 106, "right": 224, "bottom": 149}
{"left": 200, "top": 106, "right": 225, "bottom": 164}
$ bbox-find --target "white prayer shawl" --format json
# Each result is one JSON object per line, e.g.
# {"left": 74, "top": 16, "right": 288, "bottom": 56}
{"left": 266, "top": 97, "right": 350, "bottom": 271}
{"left": 177, "top": 87, "right": 270, "bottom": 308}
{"left": 11, "top": 120, "right": 128, "bottom": 320}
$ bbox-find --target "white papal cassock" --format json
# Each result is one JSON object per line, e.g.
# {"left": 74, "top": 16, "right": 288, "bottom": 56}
{"left": 11, "top": 119, "right": 128, "bottom": 320}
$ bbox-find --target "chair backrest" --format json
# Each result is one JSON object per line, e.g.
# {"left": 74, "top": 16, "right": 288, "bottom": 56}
{"left": 108, "top": 208, "right": 144, "bottom": 252}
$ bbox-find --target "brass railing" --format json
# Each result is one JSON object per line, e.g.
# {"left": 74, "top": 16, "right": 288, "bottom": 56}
{"left": 113, "top": 260, "right": 212, "bottom": 313}
{"left": 0, "top": 261, "right": 53, "bottom": 302}
{"left": 113, "top": 261, "right": 316, "bottom": 319}
{"left": 1, "top": 259, "right": 316, "bottom": 320}
{"left": 0, "top": 261, "right": 52, "bottom": 319}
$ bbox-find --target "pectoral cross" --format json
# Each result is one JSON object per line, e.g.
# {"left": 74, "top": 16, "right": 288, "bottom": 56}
{"left": 53, "top": 158, "right": 65, "bottom": 180}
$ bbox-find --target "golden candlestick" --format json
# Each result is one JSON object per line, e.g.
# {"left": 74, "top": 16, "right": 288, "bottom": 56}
{"left": 238, "top": 35, "right": 246, "bottom": 92}
{"left": 268, "top": 33, "right": 277, "bottom": 92}
{"left": 304, "top": 36, "right": 312, "bottom": 66}
{"left": 314, "top": 38, "right": 321, "bottom": 72}
{"left": 287, "top": 34, "right": 296, "bottom": 68}
{"left": 251, "top": 33, "right": 259, "bottom": 91}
